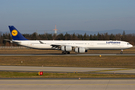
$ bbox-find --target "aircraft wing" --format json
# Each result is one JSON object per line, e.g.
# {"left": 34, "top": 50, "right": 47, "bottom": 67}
{"left": 39, "top": 40, "right": 84, "bottom": 50}
{"left": 51, "top": 44, "right": 61, "bottom": 47}
{"left": 39, "top": 40, "right": 61, "bottom": 48}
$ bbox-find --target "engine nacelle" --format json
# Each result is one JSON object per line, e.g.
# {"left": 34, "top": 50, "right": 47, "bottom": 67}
{"left": 75, "top": 47, "right": 86, "bottom": 53}
{"left": 61, "top": 46, "right": 72, "bottom": 51}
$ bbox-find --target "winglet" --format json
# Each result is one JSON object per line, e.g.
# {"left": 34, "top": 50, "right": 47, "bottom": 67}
{"left": 8, "top": 26, "right": 28, "bottom": 40}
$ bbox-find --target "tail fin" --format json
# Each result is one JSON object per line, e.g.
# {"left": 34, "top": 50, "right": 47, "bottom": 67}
{"left": 8, "top": 26, "right": 28, "bottom": 40}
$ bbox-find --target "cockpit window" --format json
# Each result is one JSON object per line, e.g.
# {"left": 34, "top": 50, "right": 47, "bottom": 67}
{"left": 127, "top": 43, "right": 130, "bottom": 45}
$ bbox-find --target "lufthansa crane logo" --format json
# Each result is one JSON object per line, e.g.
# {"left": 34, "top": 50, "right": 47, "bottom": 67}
{"left": 12, "top": 30, "right": 18, "bottom": 36}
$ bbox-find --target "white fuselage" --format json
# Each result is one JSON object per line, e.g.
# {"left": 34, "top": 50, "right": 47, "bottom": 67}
{"left": 13, "top": 40, "right": 133, "bottom": 50}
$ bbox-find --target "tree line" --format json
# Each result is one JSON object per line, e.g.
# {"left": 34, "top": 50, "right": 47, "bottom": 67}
{"left": 0, "top": 31, "right": 135, "bottom": 46}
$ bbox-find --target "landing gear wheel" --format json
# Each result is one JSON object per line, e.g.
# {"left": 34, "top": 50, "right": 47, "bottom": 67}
{"left": 62, "top": 51, "right": 64, "bottom": 54}
{"left": 62, "top": 51, "right": 70, "bottom": 54}
{"left": 67, "top": 52, "right": 70, "bottom": 54}
{"left": 62, "top": 51, "right": 67, "bottom": 54}
{"left": 120, "top": 51, "right": 123, "bottom": 54}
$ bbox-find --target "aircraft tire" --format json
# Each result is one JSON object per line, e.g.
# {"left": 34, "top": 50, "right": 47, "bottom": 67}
{"left": 67, "top": 52, "right": 70, "bottom": 54}
{"left": 62, "top": 51, "right": 67, "bottom": 54}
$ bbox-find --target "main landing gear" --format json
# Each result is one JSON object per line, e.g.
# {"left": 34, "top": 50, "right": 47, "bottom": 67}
{"left": 62, "top": 51, "right": 70, "bottom": 54}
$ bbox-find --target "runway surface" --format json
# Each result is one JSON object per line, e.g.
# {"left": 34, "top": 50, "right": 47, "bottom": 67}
{"left": 0, "top": 66, "right": 135, "bottom": 74}
{"left": 0, "top": 66, "right": 123, "bottom": 72}
{"left": 0, "top": 79, "right": 135, "bottom": 90}
{"left": 0, "top": 53, "right": 135, "bottom": 56}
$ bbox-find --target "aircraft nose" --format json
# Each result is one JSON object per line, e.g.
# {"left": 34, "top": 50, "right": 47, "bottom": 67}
{"left": 130, "top": 44, "right": 133, "bottom": 48}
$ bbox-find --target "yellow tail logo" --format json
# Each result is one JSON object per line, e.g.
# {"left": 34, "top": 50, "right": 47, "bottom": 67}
{"left": 12, "top": 30, "right": 18, "bottom": 36}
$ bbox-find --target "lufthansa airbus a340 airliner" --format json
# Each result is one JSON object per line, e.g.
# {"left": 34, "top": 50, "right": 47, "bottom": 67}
{"left": 8, "top": 26, "right": 133, "bottom": 54}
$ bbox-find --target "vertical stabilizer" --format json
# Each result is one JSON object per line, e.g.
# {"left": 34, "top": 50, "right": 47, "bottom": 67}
{"left": 9, "top": 26, "right": 28, "bottom": 40}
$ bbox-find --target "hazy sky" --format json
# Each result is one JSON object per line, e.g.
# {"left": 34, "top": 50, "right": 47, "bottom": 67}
{"left": 0, "top": 0, "right": 135, "bottom": 33}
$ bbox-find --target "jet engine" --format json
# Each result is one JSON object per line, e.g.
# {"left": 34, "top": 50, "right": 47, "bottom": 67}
{"left": 74, "top": 47, "right": 86, "bottom": 53}
{"left": 61, "top": 46, "right": 72, "bottom": 51}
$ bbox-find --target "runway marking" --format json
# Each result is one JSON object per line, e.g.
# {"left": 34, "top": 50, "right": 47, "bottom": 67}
{"left": 92, "top": 68, "right": 132, "bottom": 73}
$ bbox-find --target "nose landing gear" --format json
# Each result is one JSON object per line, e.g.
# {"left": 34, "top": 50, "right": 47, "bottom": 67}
{"left": 120, "top": 49, "right": 123, "bottom": 54}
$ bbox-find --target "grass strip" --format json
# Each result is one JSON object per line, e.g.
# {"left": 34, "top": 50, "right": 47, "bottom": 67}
{"left": 0, "top": 56, "right": 135, "bottom": 68}
{"left": 0, "top": 71, "right": 135, "bottom": 78}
